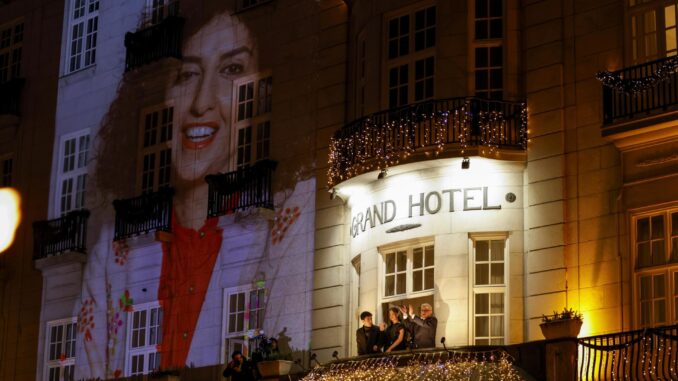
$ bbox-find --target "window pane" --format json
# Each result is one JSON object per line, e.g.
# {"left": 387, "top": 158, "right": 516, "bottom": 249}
{"left": 652, "top": 216, "right": 665, "bottom": 239}
{"left": 413, "top": 247, "right": 423, "bottom": 268}
{"left": 385, "top": 275, "right": 395, "bottom": 296}
{"left": 655, "top": 299, "right": 666, "bottom": 324}
{"left": 654, "top": 274, "right": 665, "bottom": 297}
{"left": 490, "top": 240, "right": 504, "bottom": 260}
{"left": 638, "top": 242, "right": 651, "bottom": 268}
{"left": 396, "top": 273, "right": 406, "bottom": 294}
{"left": 638, "top": 218, "right": 650, "bottom": 241}
{"left": 475, "top": 293, "right": 489, "bottom": 314}
{"left": 476, "top": 240, "right": 489, "bottom": 261}
{"left": 490, "top": 316, "right": 504, "bottom": 336}
{"left": 385, "top": 253, "right": 395, "bottom": 273}
{"left": 641, "top": 300, "right": 651, "bottom": 326}
{"left": 476, "top": 264, "right": 489, "bottom": 285}
{"left": 475, "top": 316, "right": 489, "bottom": 337}
{"left": 640, "top": 275, "right": 652, "bottom": 300}
{"left": 490, "top": 263, "right": 504, "bottom": 284}
{"left": 490, "top": 293, "right": 504, "bottom": 313}
{"left": 413, "top": 270, "right": 422, "bottom": 292}
{"left": 424, "top": 268, "right": 434, "bottom": 290}
{"left": 397, "top": 251, "right": 407, "bottom": 271}
{"left": 672, "top": 212, "right": 678, "bottom": 235}
{"left": 652, "top": 241, "right": 666, "bottom": 265}
{"left": 425, "top": 246, "right": 434, "bottom": 266}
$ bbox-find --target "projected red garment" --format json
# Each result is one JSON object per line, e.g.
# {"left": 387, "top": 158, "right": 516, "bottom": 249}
{"left": 158, "top": 217, "right": 223, "bottom": 368}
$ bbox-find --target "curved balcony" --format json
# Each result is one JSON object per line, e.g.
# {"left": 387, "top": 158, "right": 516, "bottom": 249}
{"left": 112, "top": 187, "right": 173, "bottom": 241}
{"left": 205, "top": 159, "right": 277, "bottom": 217}
{"left": 33, "top": 210, "right": 90, "bottom": 260}
{"left": 327, "top": 97, "right": 527, "bottom": 188}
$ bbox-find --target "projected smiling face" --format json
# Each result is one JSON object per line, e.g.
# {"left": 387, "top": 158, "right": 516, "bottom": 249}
{"left": 170, "top": 14, "right": 255, "bottom": 189}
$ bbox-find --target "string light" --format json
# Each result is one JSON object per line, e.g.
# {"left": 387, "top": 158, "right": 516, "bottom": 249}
{"left": 302, "top": 349, "right": 522, "bottom": 381}
{"left": 595, "top": 56, "right": 678, "bottom": 95}
{"left": 327, "top": 99, "right": 528, "bottom": 188}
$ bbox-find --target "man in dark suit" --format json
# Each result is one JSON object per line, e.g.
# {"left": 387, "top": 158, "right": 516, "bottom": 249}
{"left": 356, "top": 311, "right": 382, "bottom": 355}
{"left": 401, "top": 303, "right": 437, "bottom": 349}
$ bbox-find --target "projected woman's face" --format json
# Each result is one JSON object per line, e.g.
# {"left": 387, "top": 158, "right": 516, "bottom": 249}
{"left": 170, "top": 14, "right": 255, "bottom": 187}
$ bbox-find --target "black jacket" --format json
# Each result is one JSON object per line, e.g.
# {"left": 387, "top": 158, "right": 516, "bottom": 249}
{"left": 356, "top": 325, "right": 382, "bottom": 355}
{"left": 223, "top": 359, "right": 256, "bottom": 381}
{"left": 405, "top": 315, "right": 437, "bottom": 349}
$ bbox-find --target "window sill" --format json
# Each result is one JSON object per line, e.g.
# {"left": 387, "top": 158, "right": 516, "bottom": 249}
{"left": 60, "top": 64, "right": 97, "bottom": 82}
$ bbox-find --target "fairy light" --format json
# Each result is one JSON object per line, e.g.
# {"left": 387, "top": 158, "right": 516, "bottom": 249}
{"left": 327, "top": 99, "right": 528, "bottom": 188}
{"left": 595, "top": 56, "right": 678, "bottom": 95}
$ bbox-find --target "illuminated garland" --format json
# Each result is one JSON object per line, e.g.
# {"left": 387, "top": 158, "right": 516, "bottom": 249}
{"left": 302, "top": 350, "right": 523, "bottom": 381}
{"left": 328, "top": 100, "right": 528, "bottom": 188}
{"left": 595, "top": 56, "right": 678, "bottom": 95}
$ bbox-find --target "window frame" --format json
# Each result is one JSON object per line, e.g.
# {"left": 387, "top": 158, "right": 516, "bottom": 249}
{"left": 378, "top": 237, "right": 436, "bottom": 303}
{"left": 44, "top": 317, "right": 77, "bottom": 381}
{"left": 0, "top": 19, "right": 24, "bottom": 84}
{"left": 468, "top": 232, "right": 509, "bottom": 345}
{"left": 137, "top": 102, "right": 174, "bottom": 194}
{"left": 632, "top": 206, "right": 678, "bottom": 327}
{"left": 221, "top": 285, "right": 267, "bottom": 362}
{"left": 625, "top": 0, "right": 678, "bottom": 65}
{"left": 469, "top": 0, "right": 505, "bottom": 100}
{"left": 381, "top": 3, "right": 437, "bottom": 109}
{"left": 124, "top": 301, "right": 162, "bottom": 377}
{"left": 63, "top": 0, "right": 99, "bottom": 75}
{"left": 231, "top": 72, "right": 273, "bottom": 170}
{"left": 53, "top": 129, "right": 90, "bottom": 217}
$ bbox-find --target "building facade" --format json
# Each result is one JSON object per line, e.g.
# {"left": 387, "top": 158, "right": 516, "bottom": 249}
{"left": 22, "top": 0, "right": 678, "bottom": 380}
{"left": 0, "top": 0, "right": 65, "bottom": 380}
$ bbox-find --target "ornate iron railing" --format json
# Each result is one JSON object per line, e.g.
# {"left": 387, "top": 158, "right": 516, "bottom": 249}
{"left": 578, "top": 323, "right": 678, "bottom": 380}
{"left": 205, "top": 160, "right": 277, "bottom": 218}
{"left": 112, "top": 187, "right": 173, "bottom": 241}
{"left": 602, "top": 56, "right": 678, "bottom": 126}
{"left": 0, "top": 78, "right": 24, "bottom": 115}
{"left": 33, "top": 210, "right": 90, "bottom": 260}
{"left": 328, "top": 97, "right": 527, "bottom": 188}
{"left": 124, "top": 15, "right": 184, "bottom": 71}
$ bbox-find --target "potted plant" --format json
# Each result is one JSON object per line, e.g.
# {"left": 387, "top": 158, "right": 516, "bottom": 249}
{"left": 540, "top": 307, "right": 583, "bottom": 340}
{"left": 252, "top": 335, "right": 294, "bottom": 379}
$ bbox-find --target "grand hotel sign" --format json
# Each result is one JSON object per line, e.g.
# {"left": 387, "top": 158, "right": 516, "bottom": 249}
{"left": 350, "top": 186, "right": 510, "bottom": 238}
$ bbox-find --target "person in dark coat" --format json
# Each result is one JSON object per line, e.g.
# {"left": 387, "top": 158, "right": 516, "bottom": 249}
{"left": 356, "top": 311, "right": 382, "bottom": 355}
{"left": 401, "top": 303, "right": 438, "bottom": 349}
{"left": 223, "top": 350, "right": 255, "bottom": 381}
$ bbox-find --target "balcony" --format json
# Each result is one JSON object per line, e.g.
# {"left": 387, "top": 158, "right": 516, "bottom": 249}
{"left": 112, "top": 187, "right": 173, "bottom": 241}
{"left": 328, "top": 97, "right": 527, "bottom": 188}
{"left": 205, "top": 159, "right": 277, "bottom": 218}
{"left": 601, "top": 56, "right": 678, "bottom": 137}
{"left": 0, "top": 78, "right": 24, "bottom": 116}
{"left": 124, "top": 15, "right": 184, "bottom": 71}
{"left": 33, "top": 210, "right": 90, "bottom": 260}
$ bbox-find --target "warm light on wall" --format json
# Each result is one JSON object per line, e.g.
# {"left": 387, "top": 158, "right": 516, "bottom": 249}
{"left": 0, "top": 188, "right": 21, "bottom": 254}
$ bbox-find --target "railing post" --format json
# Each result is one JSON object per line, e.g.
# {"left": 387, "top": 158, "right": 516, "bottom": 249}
{"left": 545, "top": 338, "right": 578, "bottom": 381}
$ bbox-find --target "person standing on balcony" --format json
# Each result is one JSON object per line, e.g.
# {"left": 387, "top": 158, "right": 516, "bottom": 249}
{"left": 356, "top": 311, "right": 382, "bottom": 355}
{"left": 382, "top": 307, "right": 406, "bottom": 352}
{"left": 400, "top": 303, "right": 437, "bottom": 349}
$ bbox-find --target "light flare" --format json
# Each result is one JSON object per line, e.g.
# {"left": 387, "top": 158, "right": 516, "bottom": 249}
{"left": 0, "top": 187, "right": 21, "bottom": 254}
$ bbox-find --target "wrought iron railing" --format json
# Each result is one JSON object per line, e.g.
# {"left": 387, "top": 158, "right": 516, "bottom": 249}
{"left": 33, "top": 210, "right": 90, "bottom": 260}
{"left": 112, "top": 187, "right": 173, "bottom": 241}
{"left": 205, "top": 159, "right": 277, "bottom": 218}
{"left": 124, "top": 15, "right": 184, "bottom": 71}
{"left": 602, "top": 56, "right": 678, "bottom": 126}
{"left": 578, "top": 323, "right": 678, "bottom": 380}
{"left": 0, "top": 78, "right": 24, "bottom": 115}
{"left": 328, "top": 97, "right": 527, "bottom": 188}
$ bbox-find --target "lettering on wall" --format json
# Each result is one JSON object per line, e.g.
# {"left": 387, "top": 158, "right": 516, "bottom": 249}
{"left": 350, "top": 186, "right": 504, "bottom": 238}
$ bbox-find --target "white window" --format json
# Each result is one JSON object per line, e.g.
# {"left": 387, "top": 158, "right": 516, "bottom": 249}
{"left": 45, "top": 318, "right": 77, "bottom": 381}
{"left": 144, "top": 0, "right": 179, "bottom": 27}
{"left": 66, "top": 0, "right": 99, "bottom": 73}
{"left": 138, "top": 105, "right": 173, "bottom": 194}
{"left": 0, "top": 20, "right": 23, "bottom": 83}
{"left": 222, "top": 287, "right": 266, "bottom": 361}
{"left": 384, "top": 5, "right": 436, "bottom": 108}
{"left": 633, "top": 208, "right": 678, "bottom": 327}
{"left": 55, "top": 130, "right": 89, "bottom": 216}
{"left": 473, "top": 0, "right": 504, "bottom": 100}
{"left": 125, "top": 303, "right": 162, "bottom": 376}
{"left": 627, "top": 0, "right": 678, "bottom": 64}
{"left": 471, "top": 235, "right": 507, "bottom": 345}
{"left": 233, "top": 74, "right": 272, "bottom": 169}
{"left": 382, "top": 242, "right": 435, "bottom": 299}
{"left": 1, "top": 156, "right": 12, "bottom": 187}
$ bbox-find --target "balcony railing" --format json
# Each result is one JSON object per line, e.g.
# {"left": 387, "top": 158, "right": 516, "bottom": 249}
{"left": 0, "top": 78, "right": 24, "bottom": 116}
{"left": 578, "top": 323, "right": 678, "bottom": 380}
{"left": 33, "top": 210, "right": 90, "bottom": 260}
{"left": 124, "top": 15, "right": 184, "bottom": 71}
{"left": 205, "top": 159, "right": 277, "bottom": 218}
{"left": 328, "top": 97, "right": 527, "bottom": 188}
{"left": 602, "top": 56, "right": 678, "bottom": 127}
{"left": 112, "top": 187, "right": 173, "bottom": 241}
